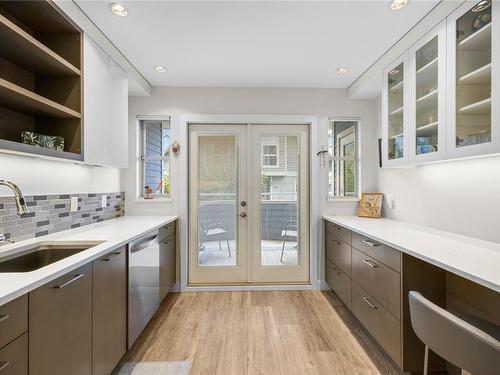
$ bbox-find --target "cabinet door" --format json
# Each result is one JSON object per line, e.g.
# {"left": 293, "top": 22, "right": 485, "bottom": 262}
{"left": 93, "top": 247, "right": 127, "bottom": 375}
{"left": 108, "top": 57, "right": 129, "bottom": 168}
{"left": 83, "top": 35, "right": 109, "bottom": 166}
{"left": 446, "top": 0, "right": 499, "bottom": 159}
{"left": 160, "top": 234, "right": 176, "bottom": 301}
{"left": 409, "top": 21, "right": 447, "bottom": 163}
{"left": 29, "top": 264, "right": 92, "bottom": 375}
{"left": 382, "top": 53, "right": 410, "bottom": 167}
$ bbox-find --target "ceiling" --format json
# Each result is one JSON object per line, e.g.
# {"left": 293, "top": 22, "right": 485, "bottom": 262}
{"left": 75, "top": 0, "right": 440, "bottom": 92}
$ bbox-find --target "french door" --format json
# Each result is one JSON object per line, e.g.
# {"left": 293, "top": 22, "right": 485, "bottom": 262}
{"left": 189, "top": 124, "right": 309, "bottom": 285}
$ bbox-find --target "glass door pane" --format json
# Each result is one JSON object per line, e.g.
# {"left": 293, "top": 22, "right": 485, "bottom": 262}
{"left": 415, "top": 36, "right": 439, "bottom": 155}
{"left": 197, "top": 135, "right": 237, "bottom": 267}
{"left": 388, "top": 62, "right": 405, "bottom": 160}
{"left": 455, "top": 1, "right": 492, "bottom": 148}
{"left": 260, "top": 135, "right": 299, "bottom": 266}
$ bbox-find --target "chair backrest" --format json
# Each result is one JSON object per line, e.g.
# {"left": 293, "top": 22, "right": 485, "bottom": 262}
{"left": 408, "top": 291, "right": 500, "bottom": 374}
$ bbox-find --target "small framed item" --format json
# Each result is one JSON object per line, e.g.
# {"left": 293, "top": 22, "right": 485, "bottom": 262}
{"left": 358, "top": 193, "right": 383, "bottom": 218}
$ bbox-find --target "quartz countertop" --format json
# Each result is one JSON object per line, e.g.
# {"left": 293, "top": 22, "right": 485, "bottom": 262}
{"left": 323, "top": 215, "right": 500, "bottom": 293}
{"left": 0, "top": 215, "right": 177, "bottom": 305}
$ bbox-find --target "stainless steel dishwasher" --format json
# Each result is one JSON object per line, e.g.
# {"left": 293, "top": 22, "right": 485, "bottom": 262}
{"left": 128, "top": 230, "right": 160, "bottom": 348}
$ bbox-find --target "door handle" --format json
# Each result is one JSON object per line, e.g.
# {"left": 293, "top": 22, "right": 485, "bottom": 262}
{"left": 0, "top": 314, "right": 9, "bottom": 324}
{"left": 240, "top": 201, "right": 247, "bottom": 207}
{"left": 53, "top": 273, "right": 84, "bottom": 289}
{"left": 363, "top": 297, "right": 378, "bottom": 310}
{"left": 0, "top": 361, "right": 10, "bottom": 371}
{"left": 102, "top": 252, "right": 121, "bottom": 261}
{"left": 239, "top": 212, "right": 247, "bottom": 218}
{"left": 362, "top": 259, "right": 378, "bottom": 268}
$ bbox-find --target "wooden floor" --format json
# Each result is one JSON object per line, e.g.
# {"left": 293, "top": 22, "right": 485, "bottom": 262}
{"left": 124, "top": 291, "right": 401, "bottom": 375}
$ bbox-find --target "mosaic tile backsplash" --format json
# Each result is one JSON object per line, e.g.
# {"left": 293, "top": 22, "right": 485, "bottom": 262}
{"left": 0, "top": 192, "right": 125, "bottom": 243}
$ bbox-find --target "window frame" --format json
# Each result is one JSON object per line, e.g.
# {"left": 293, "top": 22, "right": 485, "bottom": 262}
{"left": 327, "top": 118, "right": 361, "bottom": 201}
{"left": 137, "top": 115, "right": 171, "bottom": 199}
{"left": 261, "top": 137, "right": 280, "bottom": 168}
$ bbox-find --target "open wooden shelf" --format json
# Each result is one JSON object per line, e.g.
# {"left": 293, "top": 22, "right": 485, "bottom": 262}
{"left": 0, "top": 78, "right": 80, "bottom": 118}
{"left": 0, "top": 14, "right": 80, "bottom": 76}
{"left": 459, "top": 98, "right": 491, "bottom": 115}
{"left": 459, "top": 23, "right": 491, "bottom": 50}
{"left": 459, "top": 63, "right": 491, "bottom": 85}
{"left": 0, "top": 139, "right": 82, "bottom": 161}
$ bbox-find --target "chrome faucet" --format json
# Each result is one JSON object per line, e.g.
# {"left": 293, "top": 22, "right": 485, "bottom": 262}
{"left": 0, "top": 180, "right": 29, "bottom": 215}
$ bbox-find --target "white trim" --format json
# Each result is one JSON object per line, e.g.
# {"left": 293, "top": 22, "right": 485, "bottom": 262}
{"left": 185, "top": 283, "right": 317, "bottom": 292}
{"left": 179, "top": 114, "right": 319, "bottom": 292}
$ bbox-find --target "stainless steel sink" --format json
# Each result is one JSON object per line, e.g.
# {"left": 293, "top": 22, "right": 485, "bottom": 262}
{"left": 0, "top": 241, "right": 104, "bottom": 272}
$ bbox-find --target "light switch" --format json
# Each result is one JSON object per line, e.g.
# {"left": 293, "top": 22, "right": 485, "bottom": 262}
{"left": 386, "top": 193, "right": 396, "bottom": 210}
{"left": 70, "top": 196, "right": 78, "bottom": 212}
{"left": 101, "top": 195, "right": 107, "bottom": 208}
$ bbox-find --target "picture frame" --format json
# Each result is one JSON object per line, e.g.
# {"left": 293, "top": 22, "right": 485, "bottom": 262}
{"left": 358, "top": 193, "right": 383, "bottom": 218}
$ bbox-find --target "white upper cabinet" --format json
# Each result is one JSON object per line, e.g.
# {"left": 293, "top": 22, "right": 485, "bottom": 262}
{"left": 408, "top": 21, "right": 447, "bottom": 163}
{"left": 446, "top": 0, "right": 499, "bottom": 159}
{"left": 83, "top": 35, "right": 129, "bottom": 168}
{"left": 382, "top": 53, "right": 410, "bottom": 167}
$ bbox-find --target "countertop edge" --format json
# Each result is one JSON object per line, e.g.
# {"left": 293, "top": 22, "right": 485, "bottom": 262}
{"left": 323, "top": 215, "right": 500, "bottom": 293}
{"left": 0, "top": 216, "right": 177, "bottom": 306}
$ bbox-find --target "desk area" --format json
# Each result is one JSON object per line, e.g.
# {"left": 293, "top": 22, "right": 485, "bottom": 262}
{"left": 323, "top": 215, "right": 500, "bottom": 374}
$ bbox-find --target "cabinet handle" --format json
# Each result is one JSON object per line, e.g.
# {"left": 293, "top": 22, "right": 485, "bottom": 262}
{"left": 102, "top": 252, "right": 121, "bottom": 261}
{"left": 362, "top": 259, "right": 378, "bottom": 268}
{"left": 0, "top": 314, "right": 9, "bottom": 323}
{"left": 363, "top": 297, "right": 378, "bottom": 310}
{"left": 0, "top": 361, "right": 10, "bottom": 371}
{"left": 332, "top": 226, "right": 341, "bottom": 230}
{"left": 53, "top": 273, "right": 84, "bottom": 289}
{"left": 362, "top": 239, "right": 380, "bottom": 247}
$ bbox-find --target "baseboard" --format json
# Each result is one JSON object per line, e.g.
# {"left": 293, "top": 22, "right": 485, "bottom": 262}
{"left": 318, "top": 280, "right": 331, "bottom": 291}
{"left": 183, "top": 283, "right": 316, "bottom": 292}
{"left": 169, "top": 282, "right": 181, "bottom": 292}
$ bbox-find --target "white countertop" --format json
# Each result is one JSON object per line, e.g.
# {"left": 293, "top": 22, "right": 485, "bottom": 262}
{"left": 324, "top": 215, "right": 500, "bottom": 293}
{"left": 0, "top": 215, "right": 177, "bottom": 305}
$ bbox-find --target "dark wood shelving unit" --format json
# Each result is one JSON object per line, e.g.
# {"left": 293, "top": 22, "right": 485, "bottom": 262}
{"left": 0, "top": 0, "right": 83, "bottom": 160}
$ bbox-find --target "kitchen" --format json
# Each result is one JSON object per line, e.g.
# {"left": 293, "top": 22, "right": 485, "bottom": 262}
{"left": 0, "top": 1, "right": 499, "bottom": 374}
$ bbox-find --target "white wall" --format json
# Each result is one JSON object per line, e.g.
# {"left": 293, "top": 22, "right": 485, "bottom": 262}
{"left": 0, "top": 154, "right": 121, "bottom": 197}
{"left": 126, "top": 87, "right": 379, "bottom": 288}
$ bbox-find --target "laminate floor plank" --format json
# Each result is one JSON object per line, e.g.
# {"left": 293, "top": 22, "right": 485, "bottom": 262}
{"left": 124, "top": 291, "right": 401, "bottom": 375}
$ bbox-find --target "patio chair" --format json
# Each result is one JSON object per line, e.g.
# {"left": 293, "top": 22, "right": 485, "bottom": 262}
{"left": 280, "top": 219, "right": 298, "bottom": 262}
{"left": 198, "top": 217, "right": 231, "bottom": 257}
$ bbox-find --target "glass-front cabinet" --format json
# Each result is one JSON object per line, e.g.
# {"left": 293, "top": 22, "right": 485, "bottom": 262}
{"left": 409, "top": 21, "right": 447, "bottom": 163}
{"left": 447, "top": 0, "right": 499, "bottom": 159}
{"left": 383, "top": 54, "right": 409, "bottom": 166}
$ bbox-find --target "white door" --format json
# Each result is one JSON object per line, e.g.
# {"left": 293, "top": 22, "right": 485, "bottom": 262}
{"left": 189, "top": 124, "right": 309, "bottom": 285}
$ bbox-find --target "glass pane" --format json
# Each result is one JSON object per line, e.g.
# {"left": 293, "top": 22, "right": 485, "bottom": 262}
{"left": 144, "top": 120, "right": 170, "bottom": 156}
{"left": 328, "top": 121, "right": 357, "bottom": 198}
{"left": 144, "top": 160, "right": 169, "bottom": 195}
{"left": 197, "top": 135, "right": 237, "bottom": 266}
{"left": 415, "top": 36, "right": 439, "bottom": 155}
{"left": 141, "top": 120, "right": 170, "bottom": 196}
{"left": 388, "top": 62, "right": 404, "bottom": 159}
{"left": 260, "top": 135, "right": 299, "bottom": 266}
{"left": 456, "top": 1, "right": 492, "bottom": 148}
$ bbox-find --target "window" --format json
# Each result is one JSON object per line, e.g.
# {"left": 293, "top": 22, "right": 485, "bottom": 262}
{"left": 328, "top": 119, "right": 359, "bottom": 199}
{"left": 139, "top": 118, "right": 170, "bottom": 197}
{"left": 261, "top": 137, "right": 279, "bottom": 167}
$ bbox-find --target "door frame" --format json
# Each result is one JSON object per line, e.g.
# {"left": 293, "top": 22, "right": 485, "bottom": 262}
{"left": 180, "top": 114, "right": 319, "bottom": 291}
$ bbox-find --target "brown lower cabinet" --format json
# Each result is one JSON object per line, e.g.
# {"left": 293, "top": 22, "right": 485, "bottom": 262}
{"left": 0, "top": 333, "right": 28, "bottom": 375}
{"left": 93, "top": 247, "right": 127, "bottom": 375}
{"left": 29, "top": 263, "right": 93, "bottom": 375}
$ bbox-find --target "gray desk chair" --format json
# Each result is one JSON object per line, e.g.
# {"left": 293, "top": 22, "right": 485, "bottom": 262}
{"left": 408, "top": 291, "right": 500, "bottom": 375}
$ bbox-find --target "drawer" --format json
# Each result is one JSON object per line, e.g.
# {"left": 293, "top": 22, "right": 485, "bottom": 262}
{"left": 0, "top": 333, "right": 28, "bottom": 375}
{"left": 352, "top": 282, "right": 401, "bottom": 367}
{"left": 325, "top": 235, "right": 351, "bottom": 276}
{"left": 352, "top": 248, "right": 400, "bottom": 319}
{"left": 0, "top": 295, "right": 28, "bottom": 349}
{"left": 159, "top": 221, "right": 176, "bottom": 242}
{"left": 325, "top": 221, "right": 351, "bottom": 245}
{"left": 352, "top": 232, "right": 400, "bottom": 272}
{"left": 325, "top": 259, "right": 351, "bottom": 310}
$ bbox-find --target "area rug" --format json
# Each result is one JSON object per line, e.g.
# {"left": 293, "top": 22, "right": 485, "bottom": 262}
{"left": 113, "top": 361, "right": 191, "bottom": 375}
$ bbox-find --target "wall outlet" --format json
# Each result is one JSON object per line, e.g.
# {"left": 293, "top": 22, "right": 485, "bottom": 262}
{"left": 70, "top": 196, "right": 78, "bottom": 212}
{"left": 101, "top": 195, "right": 107, "bottom": 208}
{"left": 386, "top": 193, "right": 396, "bottom": 210}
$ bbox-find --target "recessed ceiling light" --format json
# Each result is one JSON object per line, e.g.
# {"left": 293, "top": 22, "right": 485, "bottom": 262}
{"left": 109, "top": 3, "right": 128, "bottom": 17}
{"left": 472, "top": 0, "right": 491, "bottom": 12}
{"left": 154, "top": 65, "right": 167, "bottom": 73}
{"left": 389, "top": 69, "right": 400, "bottom": 75}
{"left": 390, "top": 0, "right": 408, "bottom": 11}
{"left": 336, "top": 67, "right": 349, "bottom": 74}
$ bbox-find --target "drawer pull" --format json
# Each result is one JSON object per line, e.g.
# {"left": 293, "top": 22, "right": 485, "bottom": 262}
{"left": 0, "top": 314, "right": 9, "bottom": 323}
{"left": 362, "top": 239, "right": 380, "bottom": 247}
{"left": 332, "top": 227, "right": 341, "bottom": 230}
{"left": 102, "top": 252, "right": 121, "bottom": 261}
{"left": 53, "top": 273, "right": 84, "bottom": 289}
{"left": 363, "top": 297, "right": 378, "bottom": 310}
{"left": 331, "top": 239, "right": 342, "bottom": 245}
{"left": 0, "top": 361, "right": 9, "bottom": 371}
{"left": 362, "top": 259, "right": 378, "bottom": 268}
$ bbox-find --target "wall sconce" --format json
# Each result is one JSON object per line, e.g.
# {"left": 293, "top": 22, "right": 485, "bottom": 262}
{"left": 171, "top": 141, "right": 180, "bottom": 155}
